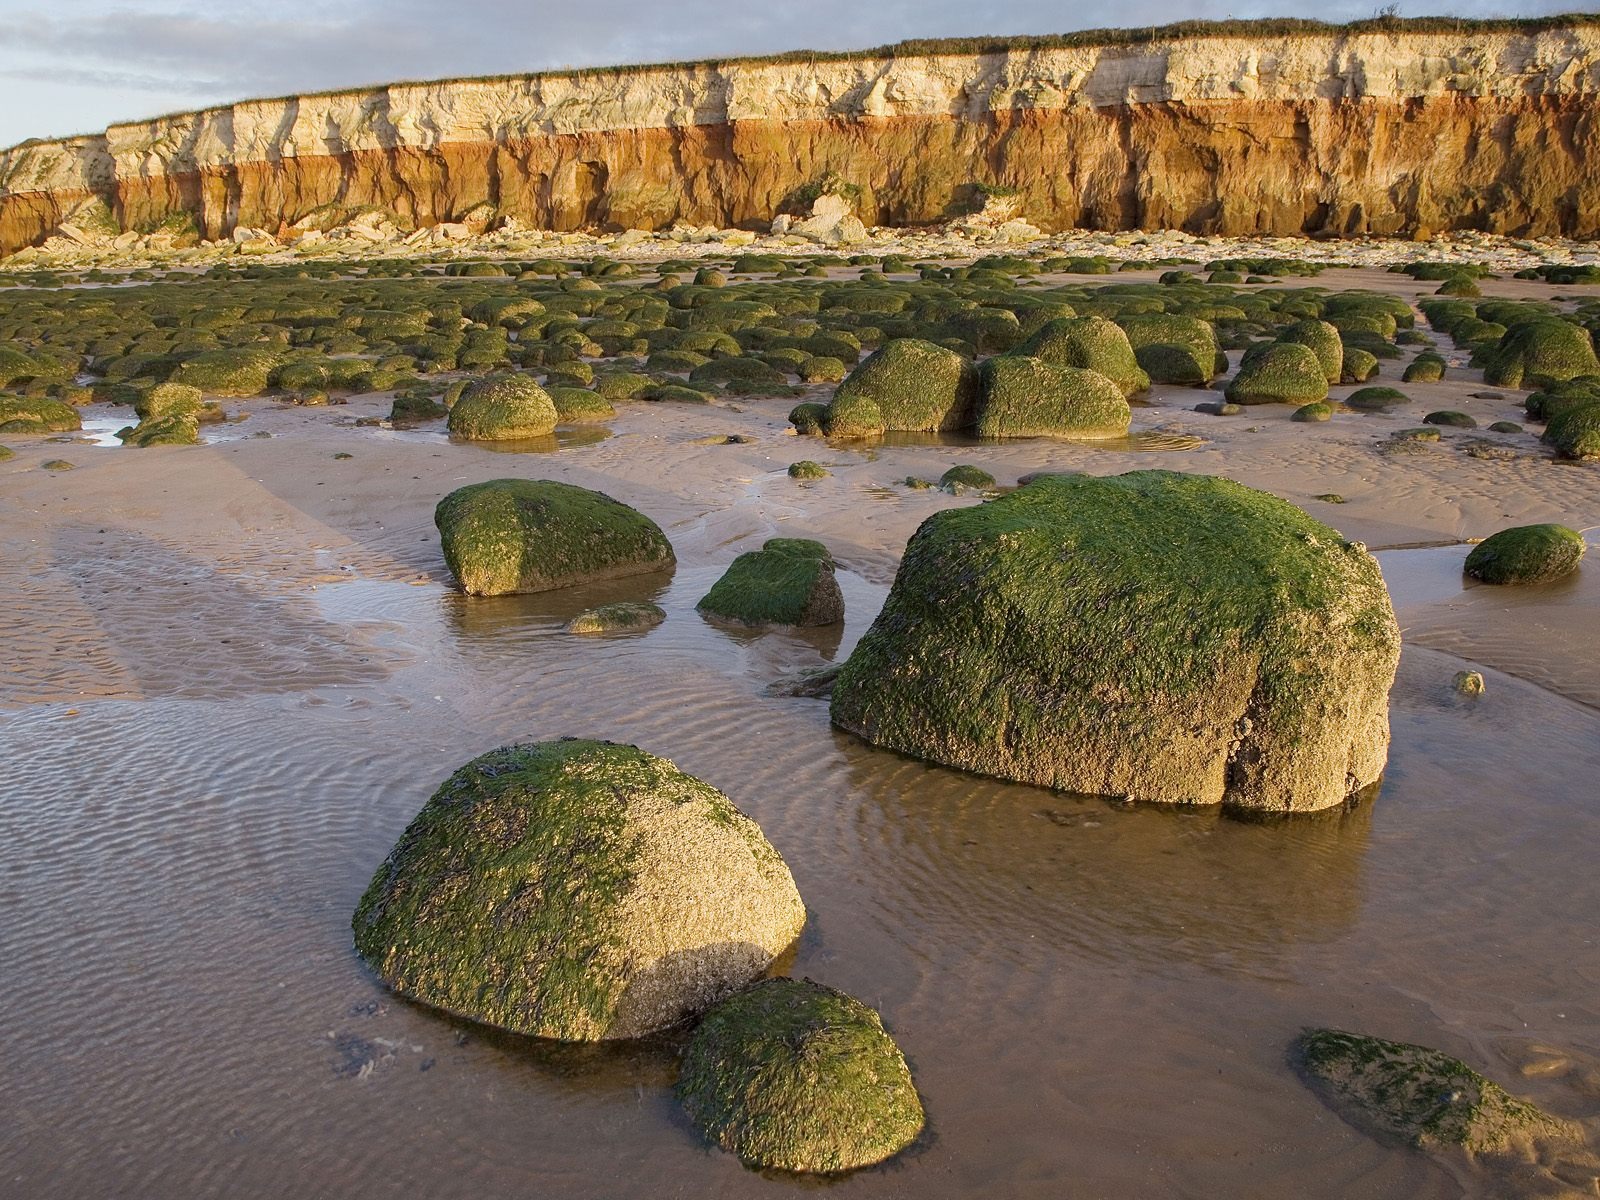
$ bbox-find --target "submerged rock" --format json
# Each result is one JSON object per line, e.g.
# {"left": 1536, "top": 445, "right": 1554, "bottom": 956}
{"left": 352, "top": 739, "right": 806, "bottom": 1041}
{"left": 1464, "top": 524, "right": 1585, "bottom": 584}
{"left": 676, "top": 979, "right": 924, "bottom": 1174}
{"left": 830, "top": 470, "right": 1399, "bottom": 813}
{"left": 1292, "top": 1029, "right": 1580, "bottom": 1155}
{"left": 565, "top": 601, "right": 667, "bottom": 634}
{"left": 435, "top": 478, "right": 674, "bottom": 596}
{"left": 698, "top": 538, "right": 843, "bottom": 627}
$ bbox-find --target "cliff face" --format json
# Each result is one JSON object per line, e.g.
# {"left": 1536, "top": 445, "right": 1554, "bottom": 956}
{"left": 4, "top": 23, "right": 1599, "bottom": 254}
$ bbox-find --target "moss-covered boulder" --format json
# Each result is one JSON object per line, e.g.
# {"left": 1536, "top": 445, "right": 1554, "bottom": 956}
{"left": 974, "top": 356, "right": 1131, "bottom": 439}
{"left": 1525, "top": 379, "right": 1600, "bottom": 422}
{"left": 1340, "top": 347, "right": 1380, "bottom": 384}
{"left": 133, "top": 381, "right": 204, "bottom": 421}
{"left": 1423, "top": 410, "right": 1476, "bottom": 428}
{"left": 169, "top": 348, "right": 279, "bottom": 396}
{"left": 435, "top": 479, "right": 675, "bottom": 596}
{"left": 118, "top": 413, "right": 201, "bottom": 447}
{"left": 446, "top": 374, "right": 558, "bottom": 441}
{"left": 1226, "top": 343, "right": 1330, "bottom": 405}
{"left": 1482, "top": 320, "right": 1600, "bottom": 388}
{"left": 789, "top": 402, "right": 827, "bottom": 435}
{"left": 547, "top": 387, "right": 616, "bottom": 423}
{"left": 0, "top": 395, "right": 81, "bottom": 434}
{"left": 566, "top": 602, "right": 667, "bottom": 634}
{"left": 1278, "top": 320, "right": 1344, "bottom": 383}
{"left": 1013, "top": 317, "right": 1149, "bottom": 397}
{"left": 1402, "top": 354, "right": 1446, "bottom": 383}
{"left": 698, "top": 538, "right": 843, "bottom": 627}
{"left": 1543, "top": 401, "right": 1600, "bottom": 460}
{"left": 1465, "top": 524, "right": 1585, "bottom": 584}
{"left": 353, "top": 740, "right": 805, "bottom": 1041}
{"left": 788, "top": 460, "right": 829, "bottom": 480}
{"left": 939, "top": 463, "right": 995, "bottom": 493}
{"left": 824, "top": 339, "right": 977, "bottom": 437}
{"left": 830, "top": 471, "right": 1399, "bottom": 813}
{"left": 1293, "top": 1029, "right": 1580, "bottom": 1155}
{"left": 1120, "top": 314, "right": 1220, "bottom": 385}
{"left": 1292, "top": 402, "right": 1332, "bottom": 423}
{"left": 676, "top": 979, "right": 924, "bottom": 1174}
{"left": 1345, "top": 386, "right": 1408, "bottom": 412}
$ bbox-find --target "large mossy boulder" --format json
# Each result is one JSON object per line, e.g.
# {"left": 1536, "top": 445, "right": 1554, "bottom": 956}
{"left": 823, "top": 339, "right": 977, "bottom": 437}
{"left": 169, "top": 348, "right": 279, "bottom": 396}
{"left": 1465, "top": 524, "right": 1585, "bottom": 584}
{"left": 1543, "top": 400, "right": 1600, "bottom": 460}
{"left": 698, "top": 538, "right": 843, "bottom": 627}
{"left": 446, "top": 373, "right": 559, "bottom": 441}
{"left": 830, "top": 471, "right": 1399, "bottom": 813}
{"left": 0, "top": 395, "right": 81, "bottom": 434}
{"left": 353, "top": 740, "right": 806, "bottom": 1041}
{"left": 435, "top": 478, "right": 675, "bottom": 596}
{"left": 1119, "top": 314, "right": 1221, "bottom": 385}
{"left": 1293, "top": 1029, "right": 1580, "bottom": 1155}
{"left": 1013, "top": 317, "right": 1149, "bottom": 397}
{"left": 1225, "top": 342, "right": 1331, "bottom": 406}
{"left": 974, "top": 356, "right": 1131, "bottom": 439}
{"left": 118, "top": 413, "right": 200, "bottom": 447}
{"left": 1482, "top": 320, "right": 1600, "bottom": 388}
{"left": 132, "top": 381, "right": 204, "bottom": 421}
{"left": 1277, "top": 319, "right": 1344, "bottom": 383}
{"left": 676, "top": 978, "right": 924, "bottom": 1174}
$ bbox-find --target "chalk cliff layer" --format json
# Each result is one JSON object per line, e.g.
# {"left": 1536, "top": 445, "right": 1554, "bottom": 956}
{"left": 3, "top": 22, "right": 1598, "bottom": 253}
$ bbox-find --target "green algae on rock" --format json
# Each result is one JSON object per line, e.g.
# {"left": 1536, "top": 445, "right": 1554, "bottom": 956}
{"left": 1292, "top": 1029, "right": 1580, "bottom": 1155}
{"left": 698, "top": 538, "right": 844, "bottom": 627}
{"left": 1013, "top": 317, "right": 1149, "bottom": 397}
{"left": 353, "top": 739, "right": 805, "bottom": 1041}
{"left": 133, "top": 381, "right": 204, "bottom": 421}
{"left": 1482, "top": 320, "right": 1600, "bottom": 388}
{"left": 565, "top": 601, "right": 667, "bottom": 634}
{"left": 824, "top": 338, "right": 978, "bottom": 436}
{"left": 1226, "top": 342, "right": 1330, "bottom": 405}
{"left": 1292, "top": 401, "right": 1333, "bottom": 422}
{"left": 435, "top": 478, "right": 674, "bottom": 596}
{"left": 1119, "top": 313, "right": 1221, "bottom": 385}
{"left": 1465, "top": 524, "right": 1586, "bottom": 584}
{"left": 787, "top": 460, "right": 830, "bottom": 480}
{"left": 0, "top": 395, "right": 81, "bottom": 434}
{"left": 973, "top": 356, "right": 1131, "bottom": 439}
{"left": 1278, "top": 319, "right": 1344, "bottom": 383}
{"left": 546, "top": 386, "right": 616, "bottom": 423}
{"left": 1424, "top": 410, "right": 1477, "bottom": 428}
{"left": 118, "top": 413, "right": 201, "bottom": 446}
{"left": 1345, "top": 386, "right": 1408, "bottom": 411}
{"left": 1543, "top": 401, "right": 1600, "bottom": 460}
{"left": 938, "top": 463, "right": 996, "bottom": 493}
{"left": 788, "top": 402, "right": 827, "bottom": 434}
{"left": 830, "top": 470, "right": 1399, "bottom": 813}
{"left": 446, "top": 373, "right": 559, "bottom": 441}
{"left": 169, "top": 348, "right": 280, "bottom": 396}
{"left": 676, "top": 979, "right": 924, "bottom": 1174}
{"left": 1340, "top": 346, "right": 1381, "bottom": 383}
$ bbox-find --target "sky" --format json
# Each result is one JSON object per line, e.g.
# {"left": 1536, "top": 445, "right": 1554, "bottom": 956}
{"left": 0, "top": 0, "right": 1577, "bottom": 148}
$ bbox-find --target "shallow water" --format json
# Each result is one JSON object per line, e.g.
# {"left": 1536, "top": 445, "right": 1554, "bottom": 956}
{"left": 3, "top": 529, "right": 1599, "bottom": 1198}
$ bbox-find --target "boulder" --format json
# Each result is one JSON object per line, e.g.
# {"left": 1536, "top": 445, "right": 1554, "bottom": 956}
{"left": 1543, "top": 400, "right": 1600, "bottom": 459}
{"left": 824, "top": 339, "right": 978, "bottom": 437}
{"left": 446, "top": 373, "right": 558, "bottom": 441}
{"left": 353, "top": 739, "right": 806, "bottom": 1041}
{"left": 1293, "top": 1029, "right": 1581, "bottom": 1156}
{"left": 0, "top": 396, "right": 81, "bottom": 434}
{"left": 1277, "top": 319, "right": 1344, "bottom": 382}
{"left": 565, "top": 602, "right": 668, "bottom": 634}
{"left": 1119, "top": 314, "right": 1221, "bottom": 385}
{"left": 1013, "top": 317, "right": 1149, "bottom": 397}
{"left": 1482, "top": 320, "right": 1600, "bottom": 388}
{"left": 435, "top": 478, "right": 675, "bottom": 596}
{"left": 1464, "top": 524, "right": 1585, "bottom": 584}
{"left": 118, "top": 414, "right": 200, "bottom": 446}
{"left": 830, "top": 471, "right": 1400, "bottom": 813}
{"left": 1226, "top": 342, "right": 1330, "bottom": 405}
{"left": 676, "top": 979, "right": 924, "bottom": 1174}
{"left": 698, "top": 538, "right": 843, "bottom": 627}
{"left": 973, "top": 356, "right": 1130, "bottom": 439}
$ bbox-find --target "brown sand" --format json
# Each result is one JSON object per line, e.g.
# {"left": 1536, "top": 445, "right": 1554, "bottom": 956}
{"left": 1, "top": 265, "right": 1598, "bottom": 1198}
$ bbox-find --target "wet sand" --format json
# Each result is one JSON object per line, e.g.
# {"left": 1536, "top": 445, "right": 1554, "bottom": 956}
{"left": 3, "top": 266, "right": 1599, "bottom": 1198}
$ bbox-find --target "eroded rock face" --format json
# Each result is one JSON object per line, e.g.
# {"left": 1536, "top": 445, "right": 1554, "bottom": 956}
{"left": 830, "top": 470, "right": 1401, "bottom": 813}
{"left": 352, "top": 739, "right": 807, "bottom": 1042}
{"left": 4, "top": 21, "right": 1599, "bottom": 253}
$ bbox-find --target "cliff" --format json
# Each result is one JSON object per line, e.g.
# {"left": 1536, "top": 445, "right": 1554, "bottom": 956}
{"left": 4, "top": 17, "right": 1600, "bottom": 255}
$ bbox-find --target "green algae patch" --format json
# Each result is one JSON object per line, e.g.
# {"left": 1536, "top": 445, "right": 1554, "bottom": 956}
{"left": 1014, "top": 317, "right": 1148, "bottom": 397}
{"left": 825, "top": 338, "right": 977, "bottom": 436}
{"left": 1465, "top": 524, "right": 1585, "bottom": 584}
{"left": 830, "top": 470, "right": 1399, "bottom": 813}
{"left": 1292, "top": 402, "right": 1332, "bottom": 423}
{"left": 435, "top": 478, "right": 674, "bottom": 596}
{"left": 565, "top": 601, "right": 667, "bottom": 634}
{"left": 939, "top": 463, "right": 996, "bottom": 493}
{"left": 699, "top": 538, "right": 844, "bottom": 627}
{"left": 1226, "top": 342, "right": 1330, "bottom": 405}
{"left": 1278, "top": 319, "right": 1344, "bottom": 382}
{"left": 0, "top": 395, "right": 81, "bottom": 434}
{"left": 676, "top": 979, "right": 924, "bottom": 1174}
{"left": 1482, "top": 320, "right": 1600, "bottom": 388}
{"left": 447, "top": 374, "right": 559, "bottom": 441}
{"left": 974, "top": 356, "right": 1130, "bottom": 439}
{"left": 1293, "top": 1029, "right": 1580, "bottom": 1156}
{"left": 787, "top": 459, "right": 830, "bottom": 480}
{"left": 353, "top": 739, "right": 806, "bottom": 1041}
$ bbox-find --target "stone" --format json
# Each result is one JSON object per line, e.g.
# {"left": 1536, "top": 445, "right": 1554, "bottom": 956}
{"left": 446, "top": 374, "right": 558, "bottom": 441}
{"left": 831, "top": 470, "right": 1400, "bottom": 813}
{"left": 1464, "top": 524, "right": 1586, "bottom": 584}
{"left": 698, "top": 538, "right": 844, "bottom": 627}
{"left": 352, "top": 739, "right": 806, "bottom": 1041}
